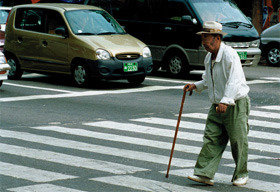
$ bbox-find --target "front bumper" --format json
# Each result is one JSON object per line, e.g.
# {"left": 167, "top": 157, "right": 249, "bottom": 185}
{"left": 0, "top": 63, "right": 10, "bottom": 80}
{"left": 234, "top": 47, "right": 261, "bottom": 67}
{"left": 87, "top": 56, "right": 153, "bottom": 80}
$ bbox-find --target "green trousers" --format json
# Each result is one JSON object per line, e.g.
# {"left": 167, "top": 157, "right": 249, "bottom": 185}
{"left": 194, "top": 96, "right": 250, "bottom": 181}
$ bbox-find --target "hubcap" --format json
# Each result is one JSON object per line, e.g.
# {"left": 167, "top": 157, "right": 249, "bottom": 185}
{"left": 74, "top": 65, "right": 86, "bottom": 84}
{"left": 169, "top": 56, "right": 182, "bottom": 74}
{"left": 268, "top": 48, "right": 280, "bottom": 64}
{"left": 8, "top": 59, "right": 16, "bottom": 76}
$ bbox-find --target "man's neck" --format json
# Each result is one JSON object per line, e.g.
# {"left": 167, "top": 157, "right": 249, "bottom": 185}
{"left": 211, "top": 42, "right": 221, "bottom": 60}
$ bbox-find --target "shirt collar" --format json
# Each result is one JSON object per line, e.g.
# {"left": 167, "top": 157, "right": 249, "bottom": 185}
{"left": 214, "top": 42, "right": 225, "bottom": 63}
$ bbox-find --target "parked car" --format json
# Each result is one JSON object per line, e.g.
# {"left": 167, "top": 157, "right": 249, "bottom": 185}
{"left": 0, "top": 51, "right": 10, "bottom": 87}
{"left": 0, "top": 7, "right": 12, "bottom": 52}
{"left": 4, "top": 3, "right": 153, "bottom": 87}
{"left": 85, "top": 0, "right": 261, "bottom": 77}
{"left": 260, "top": 23, "right": 280, "bottom": 66}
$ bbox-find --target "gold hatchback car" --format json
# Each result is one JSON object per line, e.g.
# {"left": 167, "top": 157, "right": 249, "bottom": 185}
{"left": 4, "top": 3, "right": 153, "bottom": 87}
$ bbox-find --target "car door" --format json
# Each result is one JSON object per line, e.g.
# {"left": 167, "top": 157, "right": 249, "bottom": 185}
{"left": 13, "top": 8, "right": 44, "bottom": 70}
{"left": 37, "top": 9, "right": 69, "bottom": 73}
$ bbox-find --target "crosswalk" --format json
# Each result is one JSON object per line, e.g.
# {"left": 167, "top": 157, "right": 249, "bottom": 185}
{"left": 1, "top": 105, "right": 280, "bottom": 192}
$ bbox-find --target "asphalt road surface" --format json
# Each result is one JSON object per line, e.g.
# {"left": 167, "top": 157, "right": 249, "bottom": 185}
{"left": 0, "top": 64, "right": 279, "bottom": 192}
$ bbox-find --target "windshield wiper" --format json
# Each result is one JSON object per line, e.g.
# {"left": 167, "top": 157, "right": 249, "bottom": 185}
{"left": 76, "top": 32, "right": 97, "bottom": 35}
{"left": 96, "top": 32, "right": 118, "bottom": 35}
{"left": 221, "top": 22, "right": 253, "bottom": 28}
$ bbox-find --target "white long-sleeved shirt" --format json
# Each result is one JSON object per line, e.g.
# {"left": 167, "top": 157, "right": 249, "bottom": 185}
{"left": 194, "top": 42, "right": 249, "bottom": 105}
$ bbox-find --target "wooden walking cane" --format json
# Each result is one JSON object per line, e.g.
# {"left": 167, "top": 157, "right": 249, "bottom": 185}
{"left": 166, "top": 88, "right": 192, "bottom": 178}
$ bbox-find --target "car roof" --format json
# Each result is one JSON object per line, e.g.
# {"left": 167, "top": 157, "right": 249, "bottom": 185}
{"left": 0, "top": 7, "right": 12, "bottom": 10}
{"left": 13, "top": 3, "right": 103, "bottom": 12}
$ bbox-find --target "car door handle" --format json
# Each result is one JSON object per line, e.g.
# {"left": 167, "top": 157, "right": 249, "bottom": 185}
{"left": 42, "top": 40, "right": 48, "bottom": 47}
{"left": 17, "top": 37, "right": 23, "bottom": 43}
{"left": 164, "top": 27, "right": 172, "bottom": 31}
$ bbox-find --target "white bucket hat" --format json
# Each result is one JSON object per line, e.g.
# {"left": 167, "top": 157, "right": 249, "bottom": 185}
{"left": 197, "top": 21, "right": 227, "bottom": 36}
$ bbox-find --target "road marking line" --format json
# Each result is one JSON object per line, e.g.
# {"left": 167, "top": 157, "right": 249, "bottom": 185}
{"left": 90, "top": 175, "right": 211, "bottom": 192}
{"left": 28, "top": 125, "right": 267, "bottom": 160}
{"left": 7, "top": 184, "right": 86, "bottom": 192}
{"left": 85, "top": 121, "right": 280, "bottom": 154}
{"left": 250, "top": 110, "right": 280, "bottom": 119}
{"left": 3, "top": 82, "right": 73, "bottom": 93}
{"left": 0, "top": 161, "right": 77, "bottom": 182}
{"left": 162, "top": 168, "right": 280, "bottom": 192}
{"left": 0, "top": 143, "right": 146, "bottom": 175}
{"left": 0, "top": 85, "right": 183, "bottom": 102}
{"left": 256, "top": 105, "right": 280, "bottom": 111}
{"left": 133, "top": 117, "right": 280, "bottom": 141}
{"left": 226, "top": 162, "right": 280, "bottom": 176}
{"left": 0, "top": 129, "right": 194, "bottom": 168}
{"left": 180, "top": 113, "right": 280, "bottom": 129}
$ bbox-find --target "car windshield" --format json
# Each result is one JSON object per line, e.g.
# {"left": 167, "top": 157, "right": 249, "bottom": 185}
{"left": 190, "top": 0, "right": 251, "bottom": 27}
{"left": 0, "top": 10, "right": 10, "bottom": 24}
{"left": 65, "top": 9, "right": 126, "bottom": 35}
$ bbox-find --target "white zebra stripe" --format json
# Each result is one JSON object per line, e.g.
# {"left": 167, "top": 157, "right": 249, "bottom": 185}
{"left": 0, "top": 143, "right": 146, "bottom": 175}
{"left": 85, "top": 121, "right": 280, "bottom": 154}
{"left": 0, "top": 129, "right": 195, "bottom": 168}
{"left": 226, "top": 162, "right": 280, "bottom": 176}
{"left": 180, "top": 113, "right": 280, "bottom": 129}
{"left": 250, "top": 110, "right": 280, "bottom": 119}
{"left": 7, "top": 184, "right": 86, "bottom": 192}
{"left": 256, "top": 105, "right": 280, "bottom": 111}
{"left": 28, "top": 125, "right": 268, "bottom": 160}
{"left": 0, "top": 162, "right": 77, "bottom": 182}
{"left": 91, "top": 175, "right": 211, "bottom": 192}
{"left": 132, "top": 117, "right": 280, "bottom": 140}
{"left": 161, "top": 169, "right": 280, "bottom": 192}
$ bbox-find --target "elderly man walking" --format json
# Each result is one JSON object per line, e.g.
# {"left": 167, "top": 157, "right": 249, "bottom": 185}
{"left": 184, "top": 21, "right": 250, "bottom": 186}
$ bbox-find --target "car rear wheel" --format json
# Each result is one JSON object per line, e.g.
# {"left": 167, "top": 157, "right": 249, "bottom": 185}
{"left": 0, "top": 80, "right": 3, "bottom": 87}
{"left": 127, "top": 75, "right": 145, "bottom": 85}
{"left": 7, "top": 57, "right": 23, "bottom": 80}
{"left": 72, "top": 64, "right": 90, "bottom": 87}
{"left": 265, "top": 44, "right": 280, "bottom": 66}
{"left": 165, "top": 51, "right": 190, "bottom": 78}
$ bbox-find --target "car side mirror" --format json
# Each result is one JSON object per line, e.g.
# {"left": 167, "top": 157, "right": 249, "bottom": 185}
{"left": 55, "top": 27, "right": 68, "bottom": 38}
{"left": 182, "top": 15, "right": 198, "bottom": 25}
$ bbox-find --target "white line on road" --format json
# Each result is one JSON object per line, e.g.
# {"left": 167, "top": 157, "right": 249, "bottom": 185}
{"left": 85, "top": 121, "right": 280, "bottom": 154}
{"left": 91, "top": 175, "right": 211, "bottom": 192}
{"left": 3, "top": 82, "right": 74, "bottom": 93}
{"left": 0, "top": 143, "right": 146, "bottom": 175}
{"left": 7, "top": 184, "right": 86, "bottom": 192}
{"left": 0, "top": 85, "right": 183, "bottom": 102}
{"left": 0, "top": 161, "right": 77, "bottom": 182}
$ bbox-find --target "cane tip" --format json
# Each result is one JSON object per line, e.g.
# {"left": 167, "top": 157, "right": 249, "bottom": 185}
{"left": 165, "top": 174, "right": 169, "bottom": 178}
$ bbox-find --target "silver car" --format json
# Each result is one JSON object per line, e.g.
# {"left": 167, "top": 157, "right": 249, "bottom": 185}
{"left": 260, "top": 23, "right": 280, "bottom": 66}
{"left": 0, "top": 51, "right": 10, "bottom": 87}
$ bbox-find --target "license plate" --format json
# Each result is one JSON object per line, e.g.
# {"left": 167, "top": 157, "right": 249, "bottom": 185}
{"left": 237, "top": 52, "right": 247, "bottom": 60}
{"left": 123, "top": 62, "right": 138, "bottom": 72}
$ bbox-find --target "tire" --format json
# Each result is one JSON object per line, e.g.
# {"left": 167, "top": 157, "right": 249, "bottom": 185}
{"left": 7, "top": 56, "right": 23, "bottom": 80}
{"left": 265, "top": 44, "right": 280, "bottom": 66}
{"left": 165, "top": 51, "right": 190, "bottom": 78}
{"left": 72, "top": 63, "right": 90, "bottom": 87}
{"left": 0, "top": 80, "right": 3, "bottom": 87}
{"left": 127, "top": 75, "right": 145, "bottom": 85}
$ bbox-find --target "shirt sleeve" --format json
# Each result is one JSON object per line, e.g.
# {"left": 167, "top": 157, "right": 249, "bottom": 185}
{"left": 194, "top": 71, "right": 208, "bottom": 93}
{"left": 220, "top": 49, "right": 246, "bottom": 105}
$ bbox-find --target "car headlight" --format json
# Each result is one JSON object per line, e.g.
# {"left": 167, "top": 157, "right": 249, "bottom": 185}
{"left": 143, "top": 47, "right": 151, "bottom": 58}
{"left": 249, "top": 40, "right": 260, "bottom": 48}
{"left": 96, "top": 49, "right": 111, "bottom": 60}
{"left": 0, "top": 54, "right": 7, "bottom": 64}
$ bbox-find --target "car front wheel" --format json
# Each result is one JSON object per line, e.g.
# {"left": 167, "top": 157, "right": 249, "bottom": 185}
{"left": 165, "top": 52, "right": 190, "bottom": 78}
{"left": 72, "top": 64, "right": 90, "bottom": 87}
{"left": 7, "top": 57, "right": 23, "bottom": 80}
{"left": 265, "top": 44, "right": 280, "bottom": 66}
{"left": 127, "top": 75, "right": 145, "bottom": 85}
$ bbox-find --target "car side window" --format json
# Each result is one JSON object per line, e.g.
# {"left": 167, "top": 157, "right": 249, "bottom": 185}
{"left": 166, "top": 0, "right": 191, "bottom": 23}
{"left": 45, "top": 10, "right": 66, "bottom": 36}
{"left": 15, "top": 8, "right": 45, "bottom": 33}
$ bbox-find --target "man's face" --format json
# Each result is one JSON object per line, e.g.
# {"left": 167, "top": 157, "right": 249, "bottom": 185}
{"left": 201, "top": 34, "right": 219, "bottom": 53}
